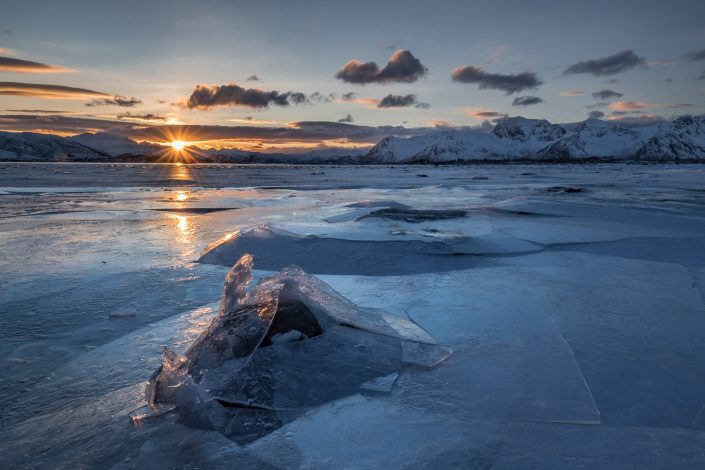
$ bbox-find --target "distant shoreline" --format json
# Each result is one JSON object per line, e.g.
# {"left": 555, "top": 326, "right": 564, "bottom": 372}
{"left": 2, "top": 158, "right": 705, "bottom": 165}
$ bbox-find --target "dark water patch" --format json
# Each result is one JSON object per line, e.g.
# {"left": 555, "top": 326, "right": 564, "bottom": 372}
{"left": 149, "top": 207, "right": 237, "bottom": 214}
{"left": 357, "top": 208, "right": 468, "bottom": 223}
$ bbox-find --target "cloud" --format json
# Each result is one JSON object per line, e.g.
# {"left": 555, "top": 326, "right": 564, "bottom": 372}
{"left": 685, "top": 48, "right": 705, "bottom": 61}
{"left": 512, "top": 96, "right": 544, "bottom": 106}
{"left": 180, "top": 83, "right": 310, "bottom": 109}
{"left": 246, "top": 75, "right": 260, "bottom": 82}
{"left": 564, "top": 50, "right": 646, "bottom": 76}
{"left": 592, "top": 89, "right": 623, "bottom": 100}
{"left": 0, "top": 82, "right": 108, "bottom": 99}
{"left": 228, "top": 116, "right": 281, "bottom": 125}
{"left": 337, "top": 94, "right": 381, "bottom": 107}
{"left": 116, "top": 112, "right": 169, "bottom": 122}
{"left": 4, "top": 109, "right": 69, "bottom": 113}
{"left": 465, "top": 108, "right": 508, "bottom": 121}
{"left": 0, "top": 56, "right": 73, "bottom": 73}
{"left": 560, "top": 90, "right": 583, "bottom": 96}
{"left": 605, "top": 115, "right": 665, "bottom": 127}
{"left": 429, "top": 120, "right": 455, "bottom": 128}
{"left": 86, "top": 96, "right": 142, "bottom": 107}
{"left": 609, "top": 101, "right": 648, "bottom": 111}
{"left": 338, "top": 114, "right": 354, "bottom": 123}
{"left": 0, "top": 114, "right": 134, "bottom": 134}
{"left": 335, "top": 50, "right": 427, "bottom": 84}
{"left": 587, "top": 102, "right": 610, "bottom": 109}
{"left": 377, "top": 94, "right": 429, "bottom": 109}
{"left": 451, "top": 66, "right": 542, "bottom": 95}
{"left": 588, "top": 110, "right": 605, "bottom": 119}
{"left": 609, "top": 101, "right": 692, "bottom": 111}
{"left": 308, "top": 91, "right": 336, "bottom": 103}
{"left": 0, "top": 115, "right": 475, "bottom": 148}
{"left": 698, "top": 70, "right": 705, "bottom": 81}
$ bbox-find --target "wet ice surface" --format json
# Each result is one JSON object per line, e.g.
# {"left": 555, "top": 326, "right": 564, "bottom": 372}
{"left": 1, "top": 162, "right": 705, "bottom": 468}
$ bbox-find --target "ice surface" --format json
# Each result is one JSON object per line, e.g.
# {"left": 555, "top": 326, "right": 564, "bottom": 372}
{"left": 2, "top": 162, "right": 705, "bottom": 468}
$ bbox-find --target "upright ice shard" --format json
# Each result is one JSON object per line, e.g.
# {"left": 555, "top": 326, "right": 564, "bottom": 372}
{"left": 146, "top": 254, "right": 452, "bottom": 442}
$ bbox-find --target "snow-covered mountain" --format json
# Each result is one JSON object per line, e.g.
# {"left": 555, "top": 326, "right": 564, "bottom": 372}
{"left": 633, "top": 115, "right": 705, "bottom": 161}
{"left": 1, "top": 115, "right": 704, "bottom": 162}
{"left": 535, "top": 119, "right": 654, "bottom": 160}
{"left": 69, "top": 132, "right": 161, "bottom": 157}
{"left": 0, "top": 131, "right": 106, "bottom": 161}
{"left": 363, "top": 115, "right": 705, "bottom": 162}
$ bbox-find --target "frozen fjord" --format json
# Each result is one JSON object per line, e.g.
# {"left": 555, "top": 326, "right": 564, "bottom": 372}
{"left": 1, "top": 163, "right": 705, "bottom": 468}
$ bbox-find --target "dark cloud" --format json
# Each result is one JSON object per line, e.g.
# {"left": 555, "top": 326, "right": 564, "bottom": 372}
{"left": 588, "top": 110, "right": 605, "bottom": 119}
{"left": 0, "top": 114, "right": 470, "bottom": 145}
{"left": 664, "top": 78, "right": 673, "bottom": 83}
{"left": 466, "top": 109, "right": 508, "bottom": 121}
{"left": 0, "top": 56, "right": 72, "bottom": 73}
{"left": 698, "top": 70, "right": 705, "bottom": 81}
{"left": 181, "top": 83, "right": 312, "bottom": 109}
{"left": 116, "top": 112, "right": 168, "bottom": 122}
{"left": 377, "top": 94, "right": 429, "bottom": 109}
{"left": 341, "top": 92, "right": 357, "bottom": 101}
{"left": 587, "top": 102, "right": 610, "bottom": 109}
{"left": 564, "top": 50, "right": 646, "bottom": 76}
{"left": 592, "top": 89, "right": 623, "bottom": 100}
{"left": 0, "top": 114, "right": 133, "bottom": 134}
{"left": 128, "top": 120, "right": 439, "bottom": 143}
{"left": 308, "top": 91, "right": 336, "bottom": 103}
{"left": 86, "top": 96, "right": 142, "bottom": 107}
{"left": 450, "top": 66, "right": 543, "bottom": 95}
{"left": 685, "top": 48, "right": 705, "bottom": 61}
{"left": 0, "top": 82, "right": 108, "bottom": 99}
{"left": 338, "top": 114, "right": 354, "bottom": 123}
{"left": 335, "top": 50, "right": 427, "bottom": 84}
{"left": 287, "top": 92, "right": 307, "bottom": 105}
{"left": 246, "top": 75, "right": 260, "bottom": 82}
{"left": 512, "top": 96, "right": 544, "bottom": 106}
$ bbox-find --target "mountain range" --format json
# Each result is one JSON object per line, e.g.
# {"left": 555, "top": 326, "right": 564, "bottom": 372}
{"left": 1, "top": 115, "right": 704, "bottom": 163}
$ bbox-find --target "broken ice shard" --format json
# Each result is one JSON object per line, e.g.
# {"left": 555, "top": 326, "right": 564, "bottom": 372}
{"left": 146, "top": 253, "right": 452, "bottom": 442}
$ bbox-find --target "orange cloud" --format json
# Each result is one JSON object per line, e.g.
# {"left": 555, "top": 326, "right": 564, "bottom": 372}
{"left": 336, "top": 96, "right": 380, "bottom": 107}
{"left": 0, "top": 56, "right": 73, "bottom": 73}
{"left": 609, "top": 101, "right": 649, "bottom": 111}
{"left": 465, "top": 107, "right": 507, "bottom": 120}
{"left": 560, "top": 90, "right": 584, "bottom": 96}
{"left": 609, "top": 101, "right": 692, "bottom": 111}
{"left": 228, "top": 117, "right": 282, "bottom": 125}
{"left": 0, "top": 82, "right": 107, "bottom": 99}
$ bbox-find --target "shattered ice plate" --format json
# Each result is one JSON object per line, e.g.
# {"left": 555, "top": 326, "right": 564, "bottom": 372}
{"left": 147, "top": 253, "right": 452, "bottom": 442}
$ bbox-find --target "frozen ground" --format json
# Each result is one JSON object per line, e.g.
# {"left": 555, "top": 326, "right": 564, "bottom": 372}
{"left": 1, "top": 162, "right": 705, "bottom": 469}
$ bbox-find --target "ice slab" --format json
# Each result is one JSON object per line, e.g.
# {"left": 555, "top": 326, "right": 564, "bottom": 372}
{"left": 148, "top": 255, "right": 451, "bottom": 442}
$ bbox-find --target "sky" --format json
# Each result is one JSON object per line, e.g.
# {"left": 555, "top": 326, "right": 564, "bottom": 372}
{"left": 0, "top": 0, "right": 704, "bottom": 150}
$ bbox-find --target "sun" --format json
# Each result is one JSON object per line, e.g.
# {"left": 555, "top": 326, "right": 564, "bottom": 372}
{"left": 170, "top": 140, "right": 187, "bottom": 151}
